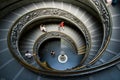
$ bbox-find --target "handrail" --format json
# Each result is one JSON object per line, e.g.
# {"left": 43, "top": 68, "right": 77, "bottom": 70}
{"left": 6, "top": 0, "right": 118, "bottom": 77}
{"left": 33, "top": 31, "right": 83, "bottom": 70}
{"left": 87, "top": 0, "right": 112, "bottom": 65}
{"left": 8, "top": 8, "right": 91, "bottom": 69}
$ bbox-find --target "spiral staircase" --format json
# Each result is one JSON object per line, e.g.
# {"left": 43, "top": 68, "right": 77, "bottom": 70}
{"left": 0, "top": 0, "right": 120, "bottom": 80}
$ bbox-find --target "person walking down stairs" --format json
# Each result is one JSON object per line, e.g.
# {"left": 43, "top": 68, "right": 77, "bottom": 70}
{"left": 59, "top": 21, "right": 65, "bottom": 31}
{"left": 40, "top": 24, "right": 47, "bottom": 32}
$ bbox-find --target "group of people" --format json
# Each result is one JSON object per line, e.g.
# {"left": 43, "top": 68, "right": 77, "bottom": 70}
{"left": 40, "top": 21, "right": 65, "bottom": 32}
{"left": 25, "top": 50, "right": 55, "bottom": 58}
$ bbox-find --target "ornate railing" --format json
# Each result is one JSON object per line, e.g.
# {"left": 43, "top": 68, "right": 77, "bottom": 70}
{"left": 8, "top": 8, "right": 91, "bottom": 68}
{"left": 7, "top": 0, "right": 119, "bottom": 77}
{"left": 33, "top": 31, "right": 80, "bottom": 70}
{"left": 87, "top": 0, "right": 112, "bottom": 64}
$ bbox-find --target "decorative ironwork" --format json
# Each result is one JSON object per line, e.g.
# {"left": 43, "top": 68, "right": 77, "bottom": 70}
{"left": 7, "top": 0, "right": 113, "bottom": 76}
{"left": 34, "top": 31, "right": 78, "bottom": 54}
{"left": 87, "top": 0, "right": 112, "bottom": 64}
{"left": 33, "top": 31, "right": 81, "bottom": 70}
{"left": 92, "top": 0, "right": 111, "bottom": 37}
{"left": 10, "top": 8, "right": 91, "bottom": 53}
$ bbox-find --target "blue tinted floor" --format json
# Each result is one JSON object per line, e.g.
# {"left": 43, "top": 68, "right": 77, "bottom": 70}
{"left": 39, "top": 38, "right": 84, "bottom": 70}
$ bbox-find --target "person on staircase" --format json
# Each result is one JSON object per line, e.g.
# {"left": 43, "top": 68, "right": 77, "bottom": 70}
{"left": 40, "top": 24, "right": 47, "bottom": 32}
{"left": 25, "top": 51, "right": 33, "bottom": 58}
{"left": 59, "top": 21, "right": 65, "bottom": 31}
{"left": 50, "top": 50, "right": 55, "bottom": 57}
